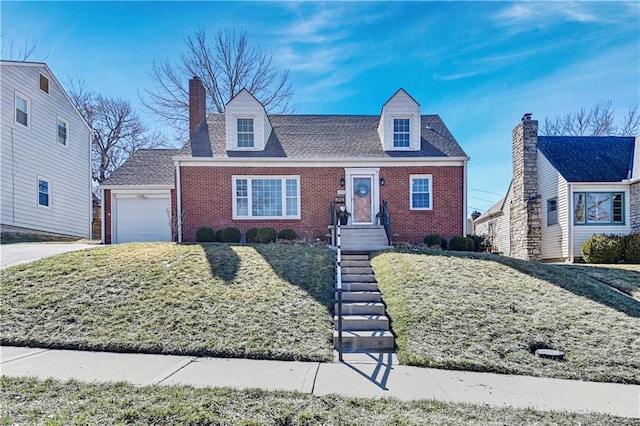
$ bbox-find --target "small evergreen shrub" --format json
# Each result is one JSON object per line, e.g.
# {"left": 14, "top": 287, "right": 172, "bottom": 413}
{"left": 623, "top": 233, "right": 640, "bottom": 264}
{"left": 278, "top": 228, "right": 298, "bottom": 241}
{"left": 195, "top": 227, "right": 215, "bottom": 242}
{"left": 218, "top": 227, "right": 242, "bottom": 243}
{"left": 246, "top": 228, "right": 259, "bottom": 243}
{"left": 449, "top": 235, "right": 473, "bottom": 251}
{"left": 582, "top": 234, "right": 624, "bottom": 264}
{"left": 424, "top": 234, "right": 447, "bottom": 249}
{"left": 255, "top": 227, "right": 277, "bottom": 244}
{"left": 467, "top": 234, "right": 491, "bottom": 252}
{"left": 466, "top": 237, "right": 475, "bottom": 251}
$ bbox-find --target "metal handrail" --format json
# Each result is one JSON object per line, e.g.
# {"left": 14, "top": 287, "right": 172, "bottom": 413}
{"left": 381, "top": 200, "right": 391, "bottom": 246}
{"left": 335, "top": 219, "right": 343, "bottom": 361}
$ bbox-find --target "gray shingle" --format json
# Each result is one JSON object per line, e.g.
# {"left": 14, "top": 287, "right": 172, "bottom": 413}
{"left": 189, "top": 114, "right": 466, "bottom": 159}
{"left": 538, "top": 136, "right": 634, "bottom": 182}
{"left": 101, "top": 149, "right": 179, "bottom": 186}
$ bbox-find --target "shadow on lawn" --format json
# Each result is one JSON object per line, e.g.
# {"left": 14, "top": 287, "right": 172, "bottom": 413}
{"left": 199, "top": 243, "right": 335, "bottom": 312}
{"left": 488, "top": 256, "right": 640, "bottom": 318}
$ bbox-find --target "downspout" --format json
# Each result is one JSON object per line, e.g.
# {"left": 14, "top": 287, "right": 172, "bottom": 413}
{"left": 567, "top": 183, "right": 574, "bottom": 263}
{"left": 463, "top": 158, "right": 468, "bottom": 236}
{"left": 176, "top": 160, "right": 183, "bottom": 243}
{"left": 100, "top": 188, "right": 105, "bottom": 244}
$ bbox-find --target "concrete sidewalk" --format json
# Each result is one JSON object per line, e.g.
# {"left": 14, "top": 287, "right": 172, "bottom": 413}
{"left": 0, "top": 243, "right": 98, "bottom": 269}
{"left": 1, "top": 346, "right": 638, "bottom": 418}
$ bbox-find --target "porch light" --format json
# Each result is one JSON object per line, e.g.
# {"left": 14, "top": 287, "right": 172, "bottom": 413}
{"left": 340, "top": 177, "right": 345, "bottom": 187}
{"left": 380, "top": 177, "right": 385, "bottom": 187}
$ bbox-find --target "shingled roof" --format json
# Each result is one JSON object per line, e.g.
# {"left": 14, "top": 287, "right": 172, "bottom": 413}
{"left": 101, "top": 149, "right": 179, "bottom": 186}
{"left": 538, "top": 136, "right": 635, "bottom": 182}
{"left": 186, "top": 114, "right": 466, "bottom": 159}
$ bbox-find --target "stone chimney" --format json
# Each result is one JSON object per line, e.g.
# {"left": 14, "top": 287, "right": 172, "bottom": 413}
{"left": 189, "top": 76, "right": 206, "bottom": 135}
{"left": 509, "top": 114, "right": 541, "bottom": 261}
{"left": 471, "top": 211, "right": 481, "bottom": 221}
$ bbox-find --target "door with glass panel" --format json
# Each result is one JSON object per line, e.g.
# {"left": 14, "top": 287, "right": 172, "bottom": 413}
{"left": 351, "top": 176, "right": 374, "bottom": 224}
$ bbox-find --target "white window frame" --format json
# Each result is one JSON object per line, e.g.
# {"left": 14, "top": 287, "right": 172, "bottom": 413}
{"left": 37, "top": 177, "right": 51, "bottom": 208}
{"left": 236, "top": 117, "right": 255, "bottom": 149}
{"left": 57, "top": 116, "right": 69, "bottom": 147}
{"left": 547, "top": 197, "right": 558, "bottom": 226}
{"left": 392, "top": 117, "right": 411, "bottom": 149}
{"left": 39, "top": 72, "right": 50, "bottom": 94}
{"left": 15, "top": 91, "right": 30, "bottom": 129}
{"left": 232, "top": 175, "right": 301, "bottom": 220}
{"left": 410, "top": 174, "right": 433, "bottom": 210}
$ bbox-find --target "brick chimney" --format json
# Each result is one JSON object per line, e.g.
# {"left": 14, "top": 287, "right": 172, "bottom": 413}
{"left": 189, "top": 76, "right": 206, "bottom": 135}
{"left": 509, "top": 114, "right": 542, "bottom": 261}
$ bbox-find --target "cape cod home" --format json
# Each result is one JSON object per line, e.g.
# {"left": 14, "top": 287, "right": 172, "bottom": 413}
{"left": 0, "top": 61, "right": 92, "bottom": 239}
{"left": 100, "top": 78, "right": 469, "bottom": 248}
{"left": 473, "top": 114, "right": 639, "bottom": 262}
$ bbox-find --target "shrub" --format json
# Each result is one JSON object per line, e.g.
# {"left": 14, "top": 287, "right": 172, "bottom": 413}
{"left": 246, "top": 228, "right": 259, "bottom": 243}
{"left": 278, "top": 228, "right": 298, "bottom": 241}
{"left": 449, "top": 235, "right": 473, "bottom": 251}
{"left": 217, "top": 227, "right": 242, "bottom": 243}
{"left": 623, "top": 233, "right": 640, "bottom": 264}
{"left": 255, "top": 227, "right": 277, "bottom": 244}
{"left": 467, "top": 234, "right": 491, "bottom": 252}
{"left": 424, "top": 234, "right": 447, "bottom": 249}
{"left": 195, "top": 227, "right": 215, "bottom": 242}
{"left": 582, "top": 234, "right": 624, "bottom": 264}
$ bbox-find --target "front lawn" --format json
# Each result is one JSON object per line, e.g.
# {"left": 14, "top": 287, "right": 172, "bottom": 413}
{"left": 2, "top": 377, "right": 633, "bottom": 425}
{"left": 0, "top": 243, "right": 335, "bottom": 362}
{"left": 372, "top": 250, "right": 640, "bottom": 384}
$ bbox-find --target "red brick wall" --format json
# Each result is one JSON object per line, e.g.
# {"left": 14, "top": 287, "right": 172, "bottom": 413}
{"left": 179, "top": 165, "right": 464, "bottom": 244}
{"left": 104, "top": 189, "right": 112, "bottom": 243}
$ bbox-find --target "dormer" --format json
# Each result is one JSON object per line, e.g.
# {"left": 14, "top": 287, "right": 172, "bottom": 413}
{"left": 225, "top": 89, "right": 272, "bottom": 151}
{"left": 377, "top": 89, "right": 421, "bottom": 151}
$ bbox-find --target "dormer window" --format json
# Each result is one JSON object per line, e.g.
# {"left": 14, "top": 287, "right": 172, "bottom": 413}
{"left": 237, "top": 118, "right": 254, "bottom": 148}
{"left": 393, "top": 118, "right": 410, "bottom": 148}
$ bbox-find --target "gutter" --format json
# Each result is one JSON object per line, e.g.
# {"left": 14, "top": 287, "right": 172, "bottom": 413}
{"left": 176, "top": 160, "right": 183, "bottom": 243}
{"left": 463, "top": 158, "right": 468, "bottom": 236}
{"left": 567, "top": 182, "right": 574, "bottom": 263}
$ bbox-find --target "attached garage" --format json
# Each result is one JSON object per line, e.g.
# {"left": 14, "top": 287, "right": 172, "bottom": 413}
{"left": 113, "top": 195, "right": 172, "bottom": 243}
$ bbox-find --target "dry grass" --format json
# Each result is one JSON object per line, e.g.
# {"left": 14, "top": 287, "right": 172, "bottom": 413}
{"left": 562, "top": 263, "right": 640, "bottom": 299}
{"left": 0, "top": 243, "right": 335, "bottom": 361}
{"left": 372, "top": 250, "right": 640, "bottom": 384}
{"left": 2, "top": 377, "right": 634, "bottom": 426}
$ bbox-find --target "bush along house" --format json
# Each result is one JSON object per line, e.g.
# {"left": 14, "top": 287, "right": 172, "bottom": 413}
{"left": 100, "top": 78, "right": 469, "bottom": 249}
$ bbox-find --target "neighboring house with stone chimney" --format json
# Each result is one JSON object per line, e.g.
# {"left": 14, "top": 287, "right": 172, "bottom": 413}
{"left": 100, "top": 79, "right": 469, "bottom": 247}
{"left": 1, "top": 61, "right": 92, "bottom": 239}
{"left": 474, "top": 115, "right": 639, "bottom": 262}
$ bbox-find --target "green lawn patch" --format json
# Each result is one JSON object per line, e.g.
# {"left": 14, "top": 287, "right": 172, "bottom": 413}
{"left": 372, "top": 250, "right": 640, "bottom": 384}
{"left": 2, "top": 377, "right": 633, "bottom": 426}
{"left": 0, "top": 243, "right": 335, "bottom": 362}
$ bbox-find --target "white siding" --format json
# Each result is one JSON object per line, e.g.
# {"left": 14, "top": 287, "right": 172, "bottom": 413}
{"left": 538, "top": 151, "right": 565, "bottom": 260}
{"left": 377, "top": 89, "right": 420, "bottom": 151}
{"left": 558, "top": 174, "right": 569, "bottom": 258}
{"left": 570, "top": 183, "right": 631, "bottom": 257}
{"left": 0, "top": 62, "right": 91, "bottom": 238}
{"left": 225, "top": 89, "right": 271, "bottom": 151}
{"left": 473, "top": 186, "right": 512, "bottom": 255}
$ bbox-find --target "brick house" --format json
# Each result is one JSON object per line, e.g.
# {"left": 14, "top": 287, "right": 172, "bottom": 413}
{"left": 101, "top": 78, "right": 469, "bottom": 247}
{"left": 473, "top": 115, "right": 640, "bottom": 261}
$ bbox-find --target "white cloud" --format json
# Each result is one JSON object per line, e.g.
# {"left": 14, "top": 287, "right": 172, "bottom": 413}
{"left": 494, "top": 2, "right": 601, "bottom": 26}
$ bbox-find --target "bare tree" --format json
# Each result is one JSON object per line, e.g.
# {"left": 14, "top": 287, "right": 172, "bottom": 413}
{"left": 68, "top": 79, "right": 166, "bottom": 184}
{"left": 0, "top": 37, "right": 48, "bottom": 61}
{"left": 142, "top": 28, "right": 294, "bottom": 139}
{"left": 541, "top": 100, "right": 638, "bottom": 136}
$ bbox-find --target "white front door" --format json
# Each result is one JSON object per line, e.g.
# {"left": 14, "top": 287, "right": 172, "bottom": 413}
{"left": 346, "top": 168, "right": 379, "bottom": 225}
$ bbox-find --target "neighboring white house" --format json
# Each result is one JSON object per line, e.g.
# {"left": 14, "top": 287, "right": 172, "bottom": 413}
{"left": 473, "top": 115, "right": 639, "bottom": 262}
{"left": 1, "top": 61, "right": 92, "bottom": 239}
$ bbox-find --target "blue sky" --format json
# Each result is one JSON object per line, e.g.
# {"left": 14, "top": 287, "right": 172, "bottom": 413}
{"left": 2, "top": 1, "right": 638, "bottom": 215}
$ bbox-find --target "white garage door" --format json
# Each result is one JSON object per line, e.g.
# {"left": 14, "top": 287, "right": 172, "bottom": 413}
{"left": 114, "top": 197, "right": 172, "bottom": 243}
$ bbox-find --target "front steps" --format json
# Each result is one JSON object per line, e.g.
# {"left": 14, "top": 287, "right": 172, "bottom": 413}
{"left": 333, "top": 226, "right": 392, "bottom": 252}
{"left": 334, "top": 253, "right": 395, "bottom": 353}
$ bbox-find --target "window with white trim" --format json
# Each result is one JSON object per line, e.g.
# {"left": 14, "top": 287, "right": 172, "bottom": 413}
{"left": 393, "top": 118, "right": 410, "bottom": 148}
{"left": 237, "top": 118, "right": 255, "bottom": 148}
{"left": 233, "top": 176, "right": 300, "bottom": 219}
{"left": 40, "top": 73, "right": 50, "bottom": 93}
{"left": 15, "top": 92, "right": 29, "bottom": 128}
{"left": 57, "top": 117, "right": 68, "bottom": 146}
{"left": 547, "top": 197, "right": 558, "bottom": 226}
{"left": 38, "top": 177, "right": 51, "bottom": 208}
{"left": 573, "top": 192, "right": 624, "bottom": 225}
{"left": 410, "top": 175, "right": 432, "bottom": 210}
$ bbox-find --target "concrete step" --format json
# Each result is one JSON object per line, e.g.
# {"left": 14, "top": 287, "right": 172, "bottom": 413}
{"left": 341, "top": 254, "right": 370, "bottom": 261}
{"left": 334, "top": 302, "right": 386, "bottom": 315}
{"left": 338, "top": 281, "right": 378, "bottom": 292}
{"left": 333, "top": 330, "right": 395, "bottom": 352}
{"left": 341, "top": 260, "right": 371, "bottom": 267}
{"left": 337, "top": 291, "right": 382, "bottom": 303}
{"left": 342, "top": 266, "right": 373, "bottom": 275}
{"left": 342, "top": 274, "right": 376, "bottom": 283}
{"left": 334, "top": 315, "right": 389, "bottom": 331}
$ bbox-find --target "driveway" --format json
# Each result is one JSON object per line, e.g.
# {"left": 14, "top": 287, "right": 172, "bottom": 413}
{"left": 0, "top": 243, "right": 99, "bottom": 269}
